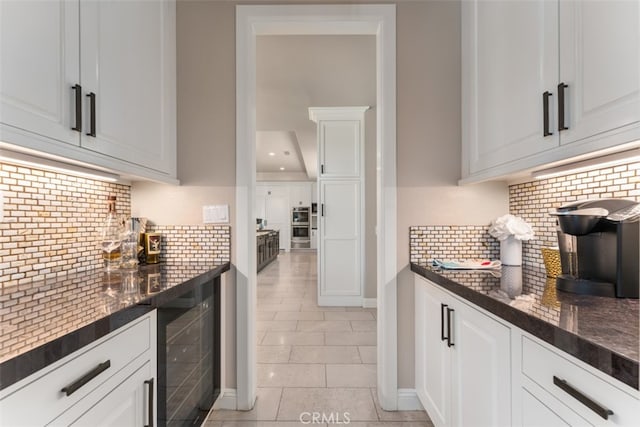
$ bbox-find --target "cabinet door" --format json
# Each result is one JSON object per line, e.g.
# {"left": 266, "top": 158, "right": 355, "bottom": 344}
{"left": 0, "top": 0, "right": 80, "bottom": 146}
{"left": 559, "top": 0, "right": 640, "bottom": 146}
{"left": 80, "top": 0, "right": 176, "bottom": 175}
{"left": 318, "top": 120, "right": 361, "bottom": 178}
{"left": 463, "top": 0, "right": 559, "bottom": 174}
{"left": 318, "top": 180, "right": 362, "bottom": 305}
{"left": 521, "top": 386, "right": 593, "bottom": 427}
{"left": 51, "top": 361, "right": 154, "bottom": 427}
{"left": 450, "top": 300, "right": 511, "bottom": 427}
{"left": 415, "top": 276, "right": 450, "bottom": 427}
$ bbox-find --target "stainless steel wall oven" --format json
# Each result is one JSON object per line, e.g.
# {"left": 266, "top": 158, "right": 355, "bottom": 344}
{"left": 291, "top": 207, "right": 311, "bottom": 249}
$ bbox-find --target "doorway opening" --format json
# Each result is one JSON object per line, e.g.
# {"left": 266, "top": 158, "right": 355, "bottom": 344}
{"left": 235, "top": 4, "right": 397, "bottom": 411}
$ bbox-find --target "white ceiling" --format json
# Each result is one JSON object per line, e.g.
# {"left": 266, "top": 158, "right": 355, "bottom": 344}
{"left": 255, "top": 131, "right": 306, "bottom": 173}
{"left": 256, "top": 35, "right": 376, "bottom": 180}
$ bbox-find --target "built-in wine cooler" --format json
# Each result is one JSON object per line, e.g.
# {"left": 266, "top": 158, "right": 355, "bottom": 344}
{"left": 157, "top": 277, "right": 221, "bottom": 427}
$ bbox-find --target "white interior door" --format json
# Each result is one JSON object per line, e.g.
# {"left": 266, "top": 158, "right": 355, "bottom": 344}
{"left": 265, "top": 195, "right": 290, "bottom": 251}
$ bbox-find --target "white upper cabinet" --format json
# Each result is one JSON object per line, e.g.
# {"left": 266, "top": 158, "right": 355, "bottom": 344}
{"left": 559, "top": 0, "right": 640, "bottom": 146}
{"left": 288, "top": 183, "right": 311, "bottom": 208}
{"left": 0, "top": 0, "right": 177, "bottom": 182}
{"left": 462, "top": 0, "right": 640, "bottom": 182}
{"left": 0, "top": 0, "right": 80, "bottom": 147}
{"left": 463, "top": 0, "right": 559, "bottom": 174}
{"left": 79, "top": 0, "right": 176, "bottom": 176}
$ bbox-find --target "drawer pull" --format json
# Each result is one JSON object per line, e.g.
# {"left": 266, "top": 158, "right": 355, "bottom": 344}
{"left": 542, "top": 91, "right": 553, "bottom": 137}
{"left": 440, "top": 303, "right": 448, "bottom": 342}
{"left": 86, "top": 92, "right": 96, "bottom": 137}
{"left": 446, "top": 307, "right": 455, "bottom": 347}
{"left": 553, "top": 376, "right": 613, "bottom": 420}
{"left": 61, "top": 360, "right": 111, "bottom": 397}
{"left": 144, "top": 378, "right": 154, "bottom": 427}
{"left": 71, "top": 84, "right": 82, "bottom": 132}
{"left": 557, "top": 83, "right": 569, "bottom": 131}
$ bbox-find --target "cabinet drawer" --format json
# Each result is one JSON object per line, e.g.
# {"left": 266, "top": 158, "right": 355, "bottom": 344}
{"left": 522, "top": 335, "right": 639, "bottom": 426}
{"left": 0, "top": 314, "right": 152, "bottom": 426}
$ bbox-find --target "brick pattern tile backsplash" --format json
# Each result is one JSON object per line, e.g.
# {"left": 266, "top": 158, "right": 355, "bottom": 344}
{"left": 0, "top": 162, "right": 131, "bottom": 288}
{"left": 409, "top": 160, "right": 640, "bottom": 297}
{"left": 509, "top": 161, "right": 640, "bottom": 294}
{"left": 148, "top": 225, "right": 231, "bottom": 264}
{"left": 0, "top": 161, "right": 233, "bottom": 289}
{"left": 410, "top": 225, "right": 500, "bottom": 264}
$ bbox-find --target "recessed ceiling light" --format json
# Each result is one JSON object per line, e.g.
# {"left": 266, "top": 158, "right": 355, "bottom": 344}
{"left": 279, "top": 167, "right": 285, "bottom": 171}
{"left": 268, "top": 152, "right": 275, "bottom": 156}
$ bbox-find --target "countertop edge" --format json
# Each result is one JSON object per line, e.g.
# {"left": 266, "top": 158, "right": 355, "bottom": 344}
{"left": 410, "top": 263, "right": 639, "bottom": 391}
{"left": 0, "top": 262, "right": 230, "bottom": 393}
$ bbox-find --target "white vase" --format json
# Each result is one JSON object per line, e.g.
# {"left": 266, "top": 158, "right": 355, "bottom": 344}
{"left": 500, "top": 236, "right": 522, "bottom": 266}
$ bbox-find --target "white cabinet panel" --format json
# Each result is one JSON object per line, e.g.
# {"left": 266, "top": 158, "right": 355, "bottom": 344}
{"left": 0, "top": 312, "right": 156, "bottom": 427}
{"left": 319, "top": 120, "right": 360, "bottom": 178}
{"left": 0, "top": 0, "right": 80, "bottom": 146}
{"left": 0, "top": 0, "right": 176, "bottom": 181}
{"left": 462, "top": 0, "right": 640, "bottom": 183}
{"left": 415, "top": 279, "right": 449, "bottom": 427}
{"left": 522, "top": 387, "right": 575, "bottom": 427}
{"left": 319, "top": 181, "right": 361, "bottom": 303}
{"left": 464, "top": 0, "right": 559, "bottom": 174}
{"left": 521, "top": 335, "right": 640, "bottom": 426}
{"left": 559, "top": 0, "right": 640, "bottom": 146}
{"left": 51, "top": 361, "right": 153, "bottom": 427}
{"left": 414, "top": 275, "right": 511, "bottom": 427}
{"left": 311, "top": 107, "right": 367, "bottom": 307}
{"left": 80, "top": 0, "right": 176, "bottom": 175}
{"left": 451, "top": 300, "right": 511, "bottom": 427}
{"left": 288, "top": 183, "right": 311, "bottom": 208}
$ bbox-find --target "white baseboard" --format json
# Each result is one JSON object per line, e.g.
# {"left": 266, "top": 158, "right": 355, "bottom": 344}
{"left": 213, "top": 388, "right": 237, "bottom": 410}
{"left": 362, "top": 298, "right": 377, "bottom": 308}
{"left": 397, "top": 388, "right": 424, "bottom": 411}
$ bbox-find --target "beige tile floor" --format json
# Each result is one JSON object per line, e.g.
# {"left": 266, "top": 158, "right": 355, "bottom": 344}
{"left": 205, "top": 251, "right": 433, "bottom": 427}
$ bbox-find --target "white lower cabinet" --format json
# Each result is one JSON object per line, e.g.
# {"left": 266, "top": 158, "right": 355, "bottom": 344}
{"left": 414, "top": 273, "right": 640, "bottom": 427}
{"left": 0, "top": 311, "right": 157, "bottom": 427}
{"left": 415, "top": 275, "right": 511, "bottom": 427}
{"left": 518, "top": 335, "right": 639, "bottom": 427}
{"left": 50, "top": 360, "right": 153, "bottom": 427}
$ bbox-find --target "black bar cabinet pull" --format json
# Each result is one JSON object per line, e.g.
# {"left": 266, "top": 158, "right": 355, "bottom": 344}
{"left": 543, "top": 91, "right": 552, "bottom": 137}
{"left": 86, "top": 92, "right": 96, "bottom": 137}
{"left": 321, "top": 164, "right": 324, "bottom": 174}
{"left": 446, "top": 307, "right": 454, "bottom": 347}
{"left": 321, "top": 203, "right": 325, "bottom": 217}
{"left": 557, "top": 83, "right": 568, "bottom": 131}
{"left": 144, "top": 378, "right": 154, "bottom": 427}
{"left": 71, "top": 84, "right": 82, "bottom": 132}
{"left": 440, "top": 303, "right": 448, "bottom": 341}
{"left": 553, "top": 376, "right": 612, "bottom": 420}
{"left": 61, "top": 360, "right": 111, "bottom": 396}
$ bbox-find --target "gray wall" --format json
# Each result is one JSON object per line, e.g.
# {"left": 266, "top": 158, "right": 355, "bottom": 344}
{"left": 132, "top": 0, "right": 509, "bottom": 391}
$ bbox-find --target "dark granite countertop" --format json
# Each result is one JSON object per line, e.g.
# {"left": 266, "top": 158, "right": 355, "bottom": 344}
{"left": 0, "top": 261, "right": 230, "bottom": 391}
{"left": 411, "top": 262, "right": 639, "bottom": 391}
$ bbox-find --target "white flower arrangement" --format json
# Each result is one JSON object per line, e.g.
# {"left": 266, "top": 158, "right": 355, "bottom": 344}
{"left": 489, "top": 214, "right": 534, "bottom": 241}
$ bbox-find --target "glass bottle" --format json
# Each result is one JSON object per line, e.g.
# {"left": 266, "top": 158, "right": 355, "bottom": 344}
{"left": 101, "top": 195, "right": 123, "bottom": 271}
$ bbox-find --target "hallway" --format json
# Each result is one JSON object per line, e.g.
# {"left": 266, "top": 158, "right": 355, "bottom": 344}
{"left": 206, "top": 251, "right": 432, "bottom": 426}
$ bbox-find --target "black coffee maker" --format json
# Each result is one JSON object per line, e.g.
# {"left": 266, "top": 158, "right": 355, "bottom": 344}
{"left": 552, "top": 199, "right": 639, "bottom": 298}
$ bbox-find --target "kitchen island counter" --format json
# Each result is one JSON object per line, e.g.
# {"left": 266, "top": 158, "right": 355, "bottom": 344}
{"left": 411, "top": 262, "right": 639, "bottom": 390}
{"left": 0, "top": 262, "right": 230, "bottom": 391}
